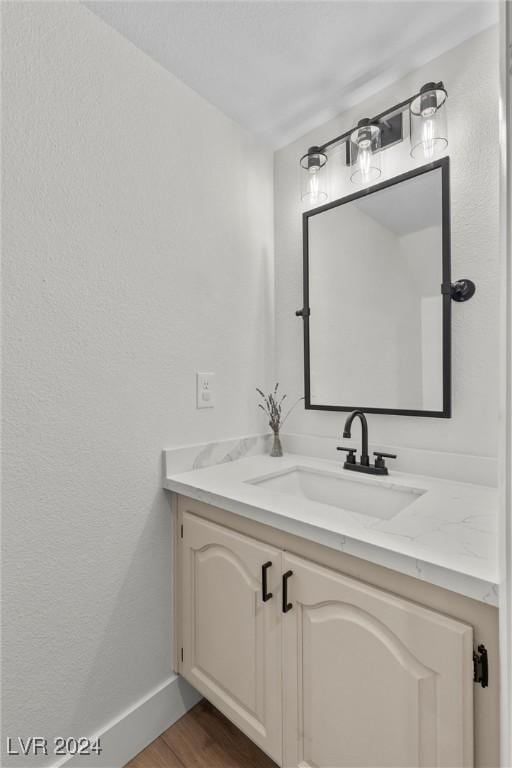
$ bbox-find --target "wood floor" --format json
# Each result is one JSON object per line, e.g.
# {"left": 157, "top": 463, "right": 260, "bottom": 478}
{"left": 126, "top": 700, "right": 278, "bottom": 768}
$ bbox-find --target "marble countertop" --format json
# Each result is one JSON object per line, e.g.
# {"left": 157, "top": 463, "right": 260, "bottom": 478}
{"left": 164, "top": 452, "right": 499, "bottom": 606}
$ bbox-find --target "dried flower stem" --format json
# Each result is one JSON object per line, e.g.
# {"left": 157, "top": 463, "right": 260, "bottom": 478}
{"left": 256, "top": 383, "right": 304, "bottom": 434}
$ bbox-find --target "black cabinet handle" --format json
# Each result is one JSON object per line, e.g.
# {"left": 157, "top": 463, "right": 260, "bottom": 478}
{"left": 282, "top": 570, "right": 293, "bottom": 613}
{"left": 262, "top": 561, "right": 273, "bottom": 602}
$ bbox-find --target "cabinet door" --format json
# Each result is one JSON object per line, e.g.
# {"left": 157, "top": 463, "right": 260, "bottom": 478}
{"left": 180, "top": 508, "right": 282, "bottom": 763}
{"left": 282, "top": 553, "right": 474, "bottom": 768}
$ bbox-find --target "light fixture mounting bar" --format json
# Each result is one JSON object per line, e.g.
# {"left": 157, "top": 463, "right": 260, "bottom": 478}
{"left": 315, "top": 92, "right": 419, "bottom": 156}
{"left": 346, "top": 112, "right": 403, "bottom": 165}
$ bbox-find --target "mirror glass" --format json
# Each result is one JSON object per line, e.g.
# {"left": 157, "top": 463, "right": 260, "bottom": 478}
{"left": 305, "top": 162, "right": 449, "bottom": 416}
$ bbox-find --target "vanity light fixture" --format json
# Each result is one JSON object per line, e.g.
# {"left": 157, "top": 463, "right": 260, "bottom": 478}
{"left": 410, "top": 82, "right": 448, "bottom": 161}
{"left": 300, "top": 146, "right": 328, "bottom": 205}
{"left": 349, "top": 118, "right": 381, "bottom": 185}
{"left": 299, "top": 80, "right": 449, "bottom": 202}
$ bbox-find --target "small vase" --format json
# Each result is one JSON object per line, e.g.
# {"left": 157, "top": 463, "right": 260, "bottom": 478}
{"left": 270, "top": 431, "right": 283, "bottom": 457}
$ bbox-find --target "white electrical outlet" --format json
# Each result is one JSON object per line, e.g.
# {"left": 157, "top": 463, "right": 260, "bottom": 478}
{"left": 196, "top": 372, "right": 215, "bottom": 409}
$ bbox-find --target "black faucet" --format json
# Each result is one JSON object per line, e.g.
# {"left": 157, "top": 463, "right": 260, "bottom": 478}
{"left": 343, "top": 410, "right": 370, "bottom": 466}
{"left": 337, "top": 410, "right": 397, "bottom": 476}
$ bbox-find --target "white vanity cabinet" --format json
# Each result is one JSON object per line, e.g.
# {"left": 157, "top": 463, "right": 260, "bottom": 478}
{"left": 176, "top": 496, "right": 497, "bottom": 768}
{"left": 180, "top": 510, "right": 282, "bottom": 762}
{"left": 282, "top": 552, "right": 473, "bottom": 768}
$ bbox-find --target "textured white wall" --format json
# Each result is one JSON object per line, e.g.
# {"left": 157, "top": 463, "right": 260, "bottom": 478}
{"left": 274, "top": 27, "right": 500, "bottom": 456}
{"left": 2, "top": 2, "right": 273, "bottom": 762}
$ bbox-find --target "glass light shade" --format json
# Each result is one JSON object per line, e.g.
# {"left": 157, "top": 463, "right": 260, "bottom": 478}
{"left": 349, "top": 120, "right": 381, "bottom": 185}
{"left": 410, "top": 83, "right": 448, "bottom": 161}
{"left": 300, "top": 146, "right": 328, "bottom": 206}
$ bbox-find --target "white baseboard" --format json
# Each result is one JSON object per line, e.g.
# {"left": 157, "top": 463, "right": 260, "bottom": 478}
{"left": 53, "top": 675, "right": 201, "bottom": 768}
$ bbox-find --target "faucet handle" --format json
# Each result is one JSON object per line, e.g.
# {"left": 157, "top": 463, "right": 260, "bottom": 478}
{"left": 373, "top": 451, "right": 397, "bottom": 470}
{"left": 337, "top": 446, "right": 357, "bottom": 464}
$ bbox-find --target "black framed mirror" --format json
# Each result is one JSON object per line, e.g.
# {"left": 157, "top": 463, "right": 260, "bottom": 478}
{"left": 299, "top": 158, "right": 451, "bottom": 417}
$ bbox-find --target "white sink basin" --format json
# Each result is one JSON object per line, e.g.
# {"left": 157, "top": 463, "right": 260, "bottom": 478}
{"left": 247, "top": 466, "right": 425, "bottom": 520}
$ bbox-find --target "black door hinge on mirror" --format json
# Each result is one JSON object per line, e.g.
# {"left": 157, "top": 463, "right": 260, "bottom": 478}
{"left": 473, "top": 644, "right": 488, "bottom": 688}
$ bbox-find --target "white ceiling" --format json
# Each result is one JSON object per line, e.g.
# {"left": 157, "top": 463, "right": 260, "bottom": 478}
{"left": 84, "top": 1, "right": 497, "bottom": 148}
